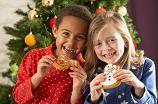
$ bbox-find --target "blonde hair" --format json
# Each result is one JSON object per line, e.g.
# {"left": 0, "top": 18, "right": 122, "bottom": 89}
{"left": 85, "top": 12, "right": 144, "bottom": 81}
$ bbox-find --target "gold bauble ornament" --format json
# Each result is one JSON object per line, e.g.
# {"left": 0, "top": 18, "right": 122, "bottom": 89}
{"left": 28, "top": 9, "right": 38, "bottom": 20}
{"left": 42, "top": 0, "right": 54, "bottom": 7}
{"left": 118, "top": 6, "right": 127, "bottom": 16}
{"left": 24, "top": 32, "right": 36, "bottom": 46}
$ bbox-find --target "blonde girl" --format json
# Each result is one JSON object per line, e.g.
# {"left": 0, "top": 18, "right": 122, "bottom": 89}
{"left": 84, "top": 12, "right": 157, "bottom": 104}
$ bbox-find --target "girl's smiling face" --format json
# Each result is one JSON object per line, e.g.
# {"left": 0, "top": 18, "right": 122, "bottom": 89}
{"left": 53, "top": 16, "right": 89, "bottom": 59}
{"left": 93, "top": 25, "right": 126, "bottom": 64}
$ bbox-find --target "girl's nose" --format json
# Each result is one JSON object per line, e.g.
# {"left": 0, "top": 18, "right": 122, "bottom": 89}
{"left": 67, "top": 37, "right": 75, "bottom": 47}
{"left": 102, "top": 42, "right": 111, "bottom": 51}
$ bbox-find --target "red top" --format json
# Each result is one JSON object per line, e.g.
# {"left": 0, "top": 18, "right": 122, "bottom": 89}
{"left": 13, "top": 42, "right": 85, "bottom": 104}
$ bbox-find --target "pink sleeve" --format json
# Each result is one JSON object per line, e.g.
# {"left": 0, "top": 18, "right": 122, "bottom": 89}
{"left": 13, "top": 50, "right": 37, "bottom": 103}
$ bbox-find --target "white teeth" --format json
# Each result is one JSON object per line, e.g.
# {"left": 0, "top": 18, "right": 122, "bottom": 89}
{"left": 64, "top": 46, "right": 75, "bottom": 54}
{"left": 104, "top": 52, "right": 114, "bottom": 58}
{"left": 67, "top": 47, "right": 75, "bottom": 52}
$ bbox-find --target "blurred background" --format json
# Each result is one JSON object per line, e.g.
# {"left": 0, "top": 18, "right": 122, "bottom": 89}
{"left": 0, "top": 0, "right": 34, "bottom": 85}
{"left": 127, "top": 0, "right": 158, "bottom": 86}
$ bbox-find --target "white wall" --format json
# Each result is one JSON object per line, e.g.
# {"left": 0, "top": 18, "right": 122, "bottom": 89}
{"left": 0, "top": 0, "right": 34, "bottom": 85}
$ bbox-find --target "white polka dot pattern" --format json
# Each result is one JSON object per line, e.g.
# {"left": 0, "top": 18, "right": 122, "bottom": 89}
{"left": 13, "top": 42, "right": 85, "bottom": 104}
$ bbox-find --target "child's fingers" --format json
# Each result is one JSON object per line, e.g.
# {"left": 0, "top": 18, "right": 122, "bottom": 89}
{"left": 39, "top": 62, "right": 51, "bottom": 66}
{"left": 69, "top": 73, "right": 78, "bottom": 78}
{"left": 69, "top": 73, "right": 82, "bottom": 81}
{"left": 49, "top": 55, "right": 56, "bottom": 61}
{"left": 39, "top": 55, "right": 54, "bottom": 65}
{"left": 90, "top": 84, "right": 102, "bottom": 91}
{"left": 120, "top": 77, "right": 133, "bottom": 83}
{"left": 114, "top": 70, "right": 133, "bottom": 80}
{"left": 69, "top": 71, "right": 86, "bottom": 81}
{"left": 90, "top": 74, "right": 106, "bottom": 88}
{"left": 115, "top": 74, "right": 130, "bottom": 82}
{"left": 75, "top": 64, "right": 82, "bottom": 69}
{"left": 70, "top": 63, "right": 83, "bottom": 70}
{"left": 70, "top": 67, "right": 86, "bottom": 77}
{"left": 44, "top": 55, "right": 55, "bottom": 62}
{"left": 38, "top": 60, "right": 52, "bottom": 67}
{"left": 90, "top": 77, "right": 106, "bottom": 86}
{"left": 38, "top": 63, "right": 52, "bottom": 69}
{"left": 94, "top": 73, "right": 106, "bottom": 79}
{"left": 91, "top": 78, "right": 105, "bottom": 85}
{"left": 114, "top": 70, "right": 131, "bottom": 77}
{"left": 69, "top": 73, "right": 85, "bottom": 84}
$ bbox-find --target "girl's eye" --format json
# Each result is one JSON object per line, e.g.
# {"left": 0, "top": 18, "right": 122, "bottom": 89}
{"left": 97, "top": 42, "right": 101, "bottom": 46}
{"left": 76, "top": 35, "right": 85, "bottom": 41}
{"left": 94, "top": 42, "right": 102, "bottom": 46}
{"left": 108, "top": 39, "right": 117, "bottom": 44}
{"left": 63, "top": 32, "right": 70, "bottom": 37}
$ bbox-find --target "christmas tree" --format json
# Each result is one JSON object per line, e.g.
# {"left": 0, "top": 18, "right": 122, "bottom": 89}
{"left": 1, "top": 0, "right": 140, "bottom": 103}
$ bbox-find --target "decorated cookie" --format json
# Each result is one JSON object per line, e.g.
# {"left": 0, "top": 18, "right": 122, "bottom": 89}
{"left": 101, "top": 64, "right": 121, "bottom": 89}
{"left": 53, "top": 55, "right": 79, "bottom": 70}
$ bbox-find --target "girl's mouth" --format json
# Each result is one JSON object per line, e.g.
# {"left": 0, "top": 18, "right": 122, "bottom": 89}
{"left": 103, "top": 51, "right": 116, "bottom": 59}
{"left": 63, "top": 46, "right": 76, "bottom": 56}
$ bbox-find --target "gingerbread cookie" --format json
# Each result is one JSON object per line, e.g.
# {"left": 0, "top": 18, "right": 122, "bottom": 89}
{"left": 101, "top": 64, "right": 121, "bottom": 89}
{"left": 53, "top": 55, "right": 79, "bottom": 70}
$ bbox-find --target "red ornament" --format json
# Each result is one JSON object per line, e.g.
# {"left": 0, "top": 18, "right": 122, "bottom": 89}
{"left": 95, "top": 7, "right": 106, "bottom": 14}
{"left": 49, "top": 16, "right": 57, "bottom": 28}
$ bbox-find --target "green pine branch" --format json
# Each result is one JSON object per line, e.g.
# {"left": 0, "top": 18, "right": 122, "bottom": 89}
{"left": 15, "top": 9, "right": 27, "bottom": 16}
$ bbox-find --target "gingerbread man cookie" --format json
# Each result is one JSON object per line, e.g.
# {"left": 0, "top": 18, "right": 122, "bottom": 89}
{"left": 101, "top": 64, "right": 121, "bottom": 89}
{"left": 53, "top": 55, "right": 79, "bottom": 70}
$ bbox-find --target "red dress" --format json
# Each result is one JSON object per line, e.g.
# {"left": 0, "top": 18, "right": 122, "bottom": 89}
{"left": 13, "top": 42, "right": 85, "bottom": 104}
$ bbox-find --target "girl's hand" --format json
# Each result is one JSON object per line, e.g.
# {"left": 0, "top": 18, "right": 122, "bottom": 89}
{"left": 90, "top": 73, "right": 106, "bottom": 103}
{"left": 69, "top": 65, "right": 87, "bottom": 104}
{"left": 37, "top": 55, "right": 54, "bottom": 77}
{"left": 69, "top": 65, "right": 87, "bottom": 89}
{"left": 114, "top": 70, "right": 145, "bottom": 97}
{"left": 31, "top": 55, "right": 55, "bottom": 90}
